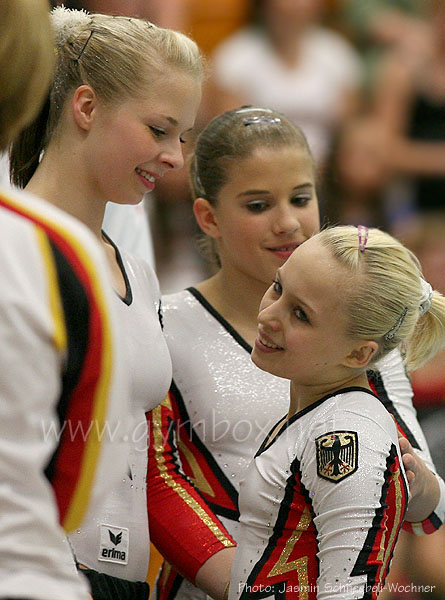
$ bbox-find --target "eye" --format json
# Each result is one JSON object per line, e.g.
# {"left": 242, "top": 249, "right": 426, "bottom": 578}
{"left": 246, "top": 200, "right": 269, "bottom": 213}
{"left": 290, "top": 194, "right": 312, "bottom": 207}
{"left": 294, "top": 307, "right": 309, "bottom": 323}
{"left": 272, "top": 279, "right": 282, "bottom": 295}
{"left": 149, "top": 126, "right": 166, "bottom": 138}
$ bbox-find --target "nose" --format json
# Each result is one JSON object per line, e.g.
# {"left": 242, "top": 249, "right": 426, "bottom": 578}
{"left": 159, "top": 139, "right": 184, "bottom": 171}
{"left": 258, "top": 300, "right": 282, "bottom": 333}
{"left": 272, "top": 204, "right": 300, "bottom": 236}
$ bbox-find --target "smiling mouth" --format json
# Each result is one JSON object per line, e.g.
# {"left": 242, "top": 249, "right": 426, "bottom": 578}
{"left": 258, "top": 335, "right": 283, "bottom": 350}
{"left": 268, "top": 243, "right": 299, "bottom": 252}
{"left": 136, "top": 167, "right": 156, "bottom": 183}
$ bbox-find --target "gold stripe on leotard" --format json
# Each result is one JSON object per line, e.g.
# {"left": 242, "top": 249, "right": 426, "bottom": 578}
{"left": 151, "top": 398, "right": 235, "bottom": 547}
{"left": 177, "top": 439, "right": 216, "bottom": 498}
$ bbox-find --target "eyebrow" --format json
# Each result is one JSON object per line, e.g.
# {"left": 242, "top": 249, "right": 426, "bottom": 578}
{"left": 160, "top": 115, "right": 196, "bottom": 136}
{"left": 276, "top": 268, "right": 315, "bottom": 316}
{"left": 161, "top": 115, "right": 178, "bottom": 126}
{"left": 237, "top": 183, "right": 314, "bottom": 199}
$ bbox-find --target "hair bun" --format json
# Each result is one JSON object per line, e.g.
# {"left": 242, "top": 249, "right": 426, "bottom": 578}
{"left": 51, "top": 6, "right": 91, "bottom": 48}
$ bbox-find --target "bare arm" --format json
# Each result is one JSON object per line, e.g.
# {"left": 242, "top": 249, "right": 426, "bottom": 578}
{"left": 195, "top": 547, "right": 236, "bottom": 600}
{"left": 370, "top": 30, "right": 445, "bottom": 177}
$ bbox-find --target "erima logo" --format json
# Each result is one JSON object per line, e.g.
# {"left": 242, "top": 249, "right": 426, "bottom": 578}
{"left": 109, "top": 530, "right": 122, "bottom": 546}
{"left": 101, "top": 547, "right": 126, "bottom": 560}
{"left": 98, "top": 524, "right": 129, "bottom": 565}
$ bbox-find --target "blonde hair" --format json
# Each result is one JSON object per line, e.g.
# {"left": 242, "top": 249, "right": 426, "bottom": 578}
{"left": 0, "top": 0, "right": 54, "bottom": 149}
{"left": 190, "top": 106, "right": 315, "bottom": 266}
{"left": 316, "top": 225, "right": 445, "bottom": 371}
{"left": 10, "top": 7, "right": 203, "bottom": 187}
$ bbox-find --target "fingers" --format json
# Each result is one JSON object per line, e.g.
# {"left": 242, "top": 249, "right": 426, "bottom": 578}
{"left": 398, "top": 435, "right": 417, "bottom": 484}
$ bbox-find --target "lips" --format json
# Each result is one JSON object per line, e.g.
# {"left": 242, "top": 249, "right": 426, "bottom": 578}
{"left": 135, "top": 167, "right": 160, "bottom": 192}
{"left": 135, "top": 167, "right": 157, "bottom": 183}
{"left": 267, "top": 243, "right": 299, "bottom": 259}
{"left": 255, "top": 330, "right": 284, "bottom": 353}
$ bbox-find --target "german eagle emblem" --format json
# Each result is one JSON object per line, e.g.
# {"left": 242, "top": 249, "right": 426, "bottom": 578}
{"left": 316, "top": 431, "right": 358, "bottom": 483}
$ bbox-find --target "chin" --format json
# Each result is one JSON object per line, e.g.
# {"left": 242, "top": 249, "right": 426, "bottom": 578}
{"left": 251, "top": 349, "right": 278, "bottom": 376}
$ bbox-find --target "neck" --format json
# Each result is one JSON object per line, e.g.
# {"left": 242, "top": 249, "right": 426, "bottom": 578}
{"left": 25, "top": 144, "right": 106, "bottom": 241}
{"left": 195, "top": 266, "right": 269, "bottom": 347}
{"left": 267, "top": 23, "right": 307, "bottom": 65}
{"left": 288, "top": 370, "right": 371, "bottom": 417}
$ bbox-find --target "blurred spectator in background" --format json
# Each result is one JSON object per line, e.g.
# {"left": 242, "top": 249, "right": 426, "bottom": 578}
{"left": 208, "top": 0, "right": 363, "bottom": 175}
{"left": 322, "top": 115, "right": 392, "bottom": 227}
{"left": 371, "top": 0, "right": 445, "bottom": 217}
{"left": 79, "top": 0, "right": 187, "bottom": 29}
{"left": 340, "top": 0, "right": 428, "bottom": 90}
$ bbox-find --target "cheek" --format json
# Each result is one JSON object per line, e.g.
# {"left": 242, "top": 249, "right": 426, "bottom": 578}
{"left": 220, "top": 216, "right": 264, "bottom": 248}
{"left": 109, "top": 119, "right": 152, "bottom": 159}
{"left": 301, "top": 205, "right": 320, "bottom": 235}
{"left": 236, "top": 218, "right": 264, "bottom": 238}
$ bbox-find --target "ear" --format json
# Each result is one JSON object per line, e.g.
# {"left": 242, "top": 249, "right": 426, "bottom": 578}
{"left": 72, "top": 85, "right": 97, "bottom": 132}
{"left": 193, "top": 197, "right": 221, "bottom": 239}
{"left": 342, "top": 340, "right": 379, "bottom": 369}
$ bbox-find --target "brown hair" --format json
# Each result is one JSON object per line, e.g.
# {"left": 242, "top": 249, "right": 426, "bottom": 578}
{"left": 190, "top": 106, "right": 315, "bottom": 265}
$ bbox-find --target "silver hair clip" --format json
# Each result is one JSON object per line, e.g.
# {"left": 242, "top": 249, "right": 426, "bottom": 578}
{"left": 384, "top": 307, "right": 408, "bottom": 341}
{"left": 235, "top": 106, "right": 273, "bottom": 114}
{"left": 357, "top": 225, "right": 369, "bottom": 252}
{"left": 419, "top": 279, "right": 433, "bottom": 317}
{"left": 243, "top": 116, "right": 282, "bottom": 126}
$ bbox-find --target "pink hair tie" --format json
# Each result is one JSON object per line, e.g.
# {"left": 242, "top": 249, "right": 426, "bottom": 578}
{"left": 357, "top": 225, "right": 369, "bottom": 252}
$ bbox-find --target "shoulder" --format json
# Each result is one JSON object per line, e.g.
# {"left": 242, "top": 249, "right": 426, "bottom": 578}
{"left": 339, "top": 387, "right": 395, "bottom": 421}
{"left": 307, "top": 26, "right": 359, "bottom": 57}
{"left": 0, "top": 186, "right": 107, "bottom": 273}
{"left": 212, "top": 27, "right": 262, "bottom": 55}
{"left": 310, "top": 388, "right": 398, "bottom": 443}
{"left": 0, "top": 186, "right": 111, "bottom": 291}
{"left": 161, "top": 289, "right": 202, "bottom": 334}
{"left": 305, "top": 26, "right": 362, "bottom": 78}
{"left": 211, "top": 27, "right": 265, "bottom": 70}
{"left": 0, "top": 187, "right": 119, "bottom": 361}
{"left": 162, "top": 289, "right": 195, "bottom": 311}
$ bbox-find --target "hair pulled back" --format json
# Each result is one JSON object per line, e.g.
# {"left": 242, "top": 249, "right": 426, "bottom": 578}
{"left": 190, "top": 106, "right": 314, "bottom": 266}
{"left": 316, "top": 225, "right": 445, "bottom": 371}
{"left": 191, "top": 106, "right": 313, "bottom": 205}
{"left": 10, "top": 7, "right": 203, "bottom": 188}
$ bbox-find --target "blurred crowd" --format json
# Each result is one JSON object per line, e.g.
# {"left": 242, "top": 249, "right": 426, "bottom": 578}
{"left": 51, "top": 1, "right": 445, "bottom": 598}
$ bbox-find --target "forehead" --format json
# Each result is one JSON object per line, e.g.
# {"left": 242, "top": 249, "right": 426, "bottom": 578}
{"left": 119, "top": 70, "right": 201, "bottom": 127}
{"left": 222, "top": 145, "right": 315, "bottom": 190}
{"left": 282, "top": 237, "right": 348, "bottom": 310}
